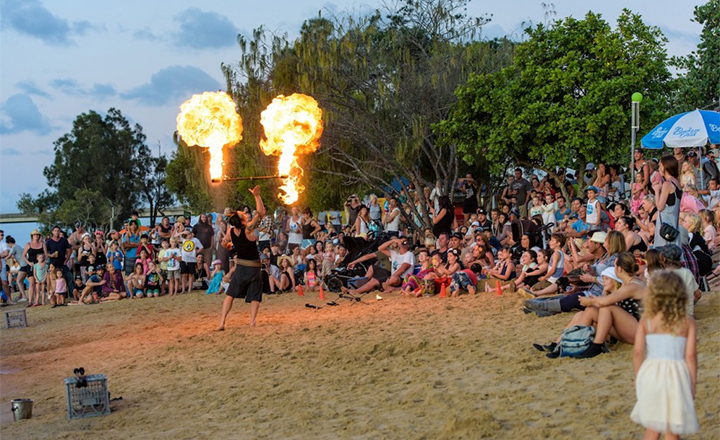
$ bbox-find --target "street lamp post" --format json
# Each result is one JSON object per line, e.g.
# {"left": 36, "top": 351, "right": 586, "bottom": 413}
{"left": 630, "top": 92, "right": 643, "bottom": 184}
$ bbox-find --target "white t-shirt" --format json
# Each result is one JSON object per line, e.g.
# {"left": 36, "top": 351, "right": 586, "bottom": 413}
{"left": 586, "top": 199, "right": 600, "bottom": 226}
{"left": 166, "top": 248, "right": 181, "bottom": 271}
{"left": 390, "top": 249, "right": 415, "bottom": 278}
{"left": 386, "top": 208, "right": 401, "bottom": 232}
{"left": 669, "top": 268, "right": 698, "bottom": 316}
{"left": 0, "top": 240, "right": 8, "bottom": 267}
{"left": 181, "top": 238, "right": 203, "bottom": 263}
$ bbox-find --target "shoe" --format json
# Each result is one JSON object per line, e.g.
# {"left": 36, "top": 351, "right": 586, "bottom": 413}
{"left": 519, "top": 288, "right": 537, "bottom": 299}
{"left": 533, "top": 342, "right": 557, "bottom": 353}
{"left": 546, "top": 350, "right": 560, "bottom": 359}
{"left": 575, "top": 343, "right": 605, "bottom": 359}
{"left": 522, "top": 308, "right": 533, "bottom": 315}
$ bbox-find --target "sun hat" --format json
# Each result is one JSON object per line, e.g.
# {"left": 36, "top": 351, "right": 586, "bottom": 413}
{"left": 82, "top": 232, "right": 91, "bottom": 239}
{"left": 585, "top": 186, "right": 599, "bottom": 193}
{"left": 590, "top": 231, "right": 607, "bottom": 244}
{"left": 277, "top": 255, "right": 294, "bottom": 267}
{"left": 600, "top": 267, "right": 623, "bottom": 284}
{"left": 30, "top": 229, "right": 42, "bottom": 237}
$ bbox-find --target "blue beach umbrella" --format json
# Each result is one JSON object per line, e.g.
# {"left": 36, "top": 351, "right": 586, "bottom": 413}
{"left": 641, "top": 109, "right": 720, "bottom": 149}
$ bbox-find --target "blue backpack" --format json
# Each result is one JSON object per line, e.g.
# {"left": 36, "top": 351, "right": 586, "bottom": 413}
{"left": 553, "top": 325, "right": 596, "bottom": 358}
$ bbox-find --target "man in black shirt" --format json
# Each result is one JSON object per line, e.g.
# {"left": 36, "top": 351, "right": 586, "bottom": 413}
{"left": 46, "top": 225, "right": 73, "bottom": 298}
{"left": 345, "top": 194, "right": 362, "bottom": 228}
{"left": 476, "top": 208, "right": 492, "bottom": 231}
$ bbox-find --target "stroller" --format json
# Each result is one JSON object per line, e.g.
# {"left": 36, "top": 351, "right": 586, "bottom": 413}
{"left": 323, "top": 233, "right": 393, "bottom": 292}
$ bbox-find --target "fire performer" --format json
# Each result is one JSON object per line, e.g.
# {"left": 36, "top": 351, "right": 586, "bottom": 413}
{"left": 218, "top": 185, "right": 266, "bottom": 329}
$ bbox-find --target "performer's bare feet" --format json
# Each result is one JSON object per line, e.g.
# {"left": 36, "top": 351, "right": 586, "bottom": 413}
{"left": 216, "top": 325, "right": 225, "bottom": 331}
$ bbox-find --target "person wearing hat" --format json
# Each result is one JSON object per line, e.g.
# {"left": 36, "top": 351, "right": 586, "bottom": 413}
{"left": 583, "top": 163, "right": 595, "bottom": 185}
{"left": 218, "top": 186, "right": 267, "bottom": 330}
{"left": 660, "top": 244, "right": 701, "bottom": 315}
{"left": 268, "top": 255, "right": 295, "bottom": 293}
{"left": 476, "top": 208, "right": 492, "bottom": 231}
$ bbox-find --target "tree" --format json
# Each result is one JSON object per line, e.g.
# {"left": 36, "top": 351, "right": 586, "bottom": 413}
{"left": 217, "top": 0, "right": 514, "bottom": 230}
{"left": 137, "top": 146, "right": 174, "bottom": 227}
{"left": 439, "top": 10, "right": 673, "bottom": 193}
{"left": 18, "top": 108, "right": 157, "bottom": 230}
{"left": 671, "top": 0, "right": 720, "bottom": 111}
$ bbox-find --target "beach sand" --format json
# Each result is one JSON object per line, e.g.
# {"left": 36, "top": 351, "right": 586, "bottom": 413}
{"left": 1, "top": 289, "right": 718, "bottom": 439}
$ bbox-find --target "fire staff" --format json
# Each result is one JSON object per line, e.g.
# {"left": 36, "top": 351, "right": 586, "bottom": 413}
{"left": 218, "top": 185, "right": 266, "bottom": 329}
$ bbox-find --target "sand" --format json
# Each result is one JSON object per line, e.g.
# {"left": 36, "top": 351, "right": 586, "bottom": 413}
{"left": 1, "top": 289, "right": 718, "bottom": 439}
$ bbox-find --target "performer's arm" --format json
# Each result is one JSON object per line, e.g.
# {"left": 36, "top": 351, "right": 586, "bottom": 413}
{"left": 246, "top": 186, "right": 266, "bottom": 230}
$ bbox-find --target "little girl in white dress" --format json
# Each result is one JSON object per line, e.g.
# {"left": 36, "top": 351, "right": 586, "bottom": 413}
{"left": 631, "top": 270, "right": 698, "bottom": 439}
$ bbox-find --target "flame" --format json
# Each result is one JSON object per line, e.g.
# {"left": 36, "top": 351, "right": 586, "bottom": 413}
{"left": 176, "top": 92, "right": 243, "bottom": 181}
{"left": 260, "top": 94, "right": 323, "bottom": 204}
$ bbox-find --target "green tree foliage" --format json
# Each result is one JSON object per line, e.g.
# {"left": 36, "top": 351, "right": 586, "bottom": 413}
{"left": 18, "top": 108, "right": 172, "bottom": 229}
{"left": 215, "top": 0, "right": 514, "bottom": 229}
{"left": 671, "top": 0, "right": 720, "bottom": 111}
{"left": 137, "top": 148, "right": 173, "bottom": 227}
{"left": 439, "top": 10, "right": 673, "bottom": 188}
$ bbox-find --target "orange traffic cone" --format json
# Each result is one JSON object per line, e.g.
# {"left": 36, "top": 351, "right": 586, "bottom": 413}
{"left": 319, "top": 284, "right": 326, "bottom": 300}
{"left": 439, "top": 283, "right": 447, "bottom": 298}
{"left": 495, "top": 280, "right": 502, "bottom": 297}
{"left": 298, "top": 285, "right": 304, "bottom": 297}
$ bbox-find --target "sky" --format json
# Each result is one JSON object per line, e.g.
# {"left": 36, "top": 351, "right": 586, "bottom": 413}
{"left": 0, "top": 0, "right": 704, "bottom": 214}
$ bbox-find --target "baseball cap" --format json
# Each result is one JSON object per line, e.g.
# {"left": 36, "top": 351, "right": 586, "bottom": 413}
{"left": 477, "top": 208, "right": 487, "bottom": 215}
{"left": 661, "top": 244, "right": 682, "bottom": 262}
{"left": 585, "top": 163, "right": 595, "bottom": 171}
{"left": 585, "top": 186, "right": 599, "bottom": 193}
{"left": 510, "top": 207, "right": 520, "bottom": 217}
{"left": 450, "top": 232, "right": 463, "bottom": 240}
{"left": 686, "top": 151, "right": 697, "bottom": 158}
{"left": 260, "top": 253, "right": 270, "bottom": 260}
{"left": 590, "top": 231, "right": 607, "bottom": 243}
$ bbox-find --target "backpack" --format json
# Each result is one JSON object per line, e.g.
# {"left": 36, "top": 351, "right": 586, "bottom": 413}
{"left": 551, "top": 325, "right": 598, "bottom": 358}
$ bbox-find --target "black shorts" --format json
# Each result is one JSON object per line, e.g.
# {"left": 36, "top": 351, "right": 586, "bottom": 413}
{"left": 371, "top": 264, "right": 391, "bottom": 283}
{"left": 180, "top": 262, "right": 196, "bottom": 274}
{"left": 19, "top": 265, "right": 33, "bottom": 276}
{"left": 463, "top": 201, "right": 478, "bottom": 214}
{"left": 226, "top": 265, "right": 262, "bottom": 303}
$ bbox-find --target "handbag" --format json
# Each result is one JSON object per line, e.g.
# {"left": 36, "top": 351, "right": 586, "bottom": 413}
{"left": 658, "top": 211, "right": 679, "bottom": 242}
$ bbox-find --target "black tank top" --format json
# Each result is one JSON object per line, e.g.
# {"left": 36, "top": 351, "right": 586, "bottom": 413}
{"left": 302, "top": 222, "right": 314, "bottom": 239}
{"left": 432, "top": 209, "right": 454, "bottom": 237}
{"left": 231, "top": 225, "right": 259, "bottom": 261}
{"left": 628, "top": 239, "right": 648, "bottom": 253}
{"left": 26, "top": 245, "right": 44, "bottom": 264}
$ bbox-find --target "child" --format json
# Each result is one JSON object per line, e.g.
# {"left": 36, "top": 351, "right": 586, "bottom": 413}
{"left": 45, "top": 263, "right": 57, "bottom": 305}
{"left": 450, "top": 260, "right": 479, "bottom": 297}
{"left": 78, "top": 266, "right": 104, "bottom": 304}
{"left": 303, "top": 258, "right": 320, "bottom": 292}
{"left": 680, "top": 161, "right": 696, "bottom": 188}
{"left": 631, "top": 174, "right": 647, "bottom": 215}
{"left": 525, "top": 234, "right": 566, "bottom": 297}
{"left": 73, "top": 275, "right": 85, "bottom": 301}
{"left": 585, "top": 186, "right": 601, "bottom": 232}
{"left": 541, "top": 193, "right": 556, "bottom": 230}
{"left": 157, "top": 238, "right": 171, "bottom": 295}
{"left": 631, "top": 270, "right": 698, "bottom": 438}
{"left": 206, "top": 259, "right": 225, "bottom": 295}
{"left": 165, "top": 237, "right": 182, "bottom": 296}
{"left": 402, "top": 249, "right": 433, "bottom": 297}
{"left": 529, "top": 196, "right": 543, "bottom": 218}
{"left": 180, "top": 231, "right": 203, "bottom": 294}
{"left": 144, "top": 262, "right": 163, "bottom": 298}
{"left": 32, "top": 253, "right": 48, "bottom": 306}
{"left": 127, "top": 263, "right": 146, "bottom": 298}
{"left": 139, "top": 234, "right": 155, "bottom": 259}
{"left": 514, "top": 250, "right": 539, "bottom": 291}
{"left": 52, "top": 268, "right": 67, "bottom": 307}
{"left": 106, "top": 241, "right": 124, "bottom": 272}
{"left": 135, "top": 248, "right": 152, "bottom": 275}
{"left": 484, "top": 246, "right": 516, "bottom": 293}
{"left": 699, "top": 209, "right": 717, "bottom": 251}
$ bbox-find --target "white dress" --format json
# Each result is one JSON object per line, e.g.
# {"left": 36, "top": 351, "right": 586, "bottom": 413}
{"left": 630, "top": 321, "right": 698, "bottom": 435}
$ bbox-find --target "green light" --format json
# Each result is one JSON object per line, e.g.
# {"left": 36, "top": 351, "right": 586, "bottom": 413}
{"left": 632, "top": 92, "right": 643, "bottom": 103}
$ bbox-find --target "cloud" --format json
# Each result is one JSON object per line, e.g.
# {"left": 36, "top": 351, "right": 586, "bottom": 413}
{"left": 134, "top": 27, "right": 161, "bottom": 42}
{"left": 121, "top": 65, "right": 221, "bottom": 106}
{"left": 0, "top": 94, "right": 53, "bottom": 135}
{"left": 0, "top": 0, "right": 103, "bottom": 46}
{"left": 3, "top": 147, "right": 22, "bottom": 156}
{"left": 49, "top": 78, "right": 116, "bottom": 100}
{"left": 16, "top": 80, "right": 52, "bottom": 99}
{"left": 172, "top": 8, "right": 239, "bottom": 49}
{"left": 660, "top": 26, "right": 701, "bottom": 47}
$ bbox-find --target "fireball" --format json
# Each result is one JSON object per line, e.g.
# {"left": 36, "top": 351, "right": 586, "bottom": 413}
{"left": 176, "top": 92, "right": 243, "bottom": 181}
{"left": 260, "top": 94, "right": 323, "bottom": 205}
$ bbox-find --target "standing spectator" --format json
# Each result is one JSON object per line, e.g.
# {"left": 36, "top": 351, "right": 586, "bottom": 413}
{"left": 432, "top": 196, "right": 455, "bottom": 238}
{"left": 369, "top": 194, "right": 383, "bottom": 229}
{"left": 46, "top": 226, "right": 73, "bottom": 299}
{"left": 652, "top": 155, "right": 682, "bottom": 248}
{"left": 6, "top": 236, "right": 28, "bottom": 301}
{"left": 459, "top": 173, "right": 479, "bottom": 224}
{"left": 93, "top": 231, "right": 107, "bottom": 267}
{"left": 430, "top": 180, "right": 444, "bottom": 215}
{"left": 287, "top": 206, "right": 303, "bottom": 252}
{"left": 384, "top": 198, "right": 402, "bottom": 237}
{"left": 510, "top": 168, "right": 532, "bottom": 218}
{"left": 122, "top": 222, "right": 141, "bottom": 275}
{"left": 67, "top": 222, "right": 86, "bottom": 252}
{"left": 157, "top": 216, "right": 173, "bottom": 241}
{"left": 353, "top": 205, "right": 371, "bottom": 239}
{"left": 192, "top": 213, "right": 215, "bottom": 265}
{"left": 257, "top": 214, "right": 273, "bottom": 252}
{"left": 633, "top": 149, "right": 651, "bottom": 192}
{"left": 702, "top": 147, "right": 720, "bottom": 185}
{"left": 215, "top": 219, "right": 230, "bottom": 272}
{"left": 345, "top": 194, "right": 362, "bottom": 227}
{"left": 328, "top": 208, "right": 342, "bottom": 232}
{"left": 180, "top": 231, "right": 203, "bottom": 293}
{"left": 106, "top": 241, "right": 124, "bottom": 273}
{"left": 0, "top": 231, "right": 9, "bottom": 298}
{"left": 300, "top": 208, "right": 322, "bottom": 251}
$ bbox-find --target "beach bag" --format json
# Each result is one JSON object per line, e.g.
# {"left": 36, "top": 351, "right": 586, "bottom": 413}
{"left": 553, "top": 325, "right": 596, "bottom": 358}
{"left": 658, "top": 211, "right": 679, "bottom": 243}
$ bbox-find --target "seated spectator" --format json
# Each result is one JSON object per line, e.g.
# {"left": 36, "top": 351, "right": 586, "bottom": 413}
{"left": 269, "top": 256, "right": 295, "bottom": 293}
{"left": 101, "top": 263, "right": 126, "bottom": 301}
{"left": 523, "top": 233, "right": 566, "bottom": 297}
{"left": 402, "top": 249, "right": 433, "bottom": 297}
{"left": 483, "top": 246, "right": 516, "bottom": 293}
{"left": 127, "top": 263, "right": 146, "bottom": 298}
{"left": 514, "top": 250, "right": 540, "bottom": 291}
{"left": 660, "top": 245, "right": 700, "bottom": 315}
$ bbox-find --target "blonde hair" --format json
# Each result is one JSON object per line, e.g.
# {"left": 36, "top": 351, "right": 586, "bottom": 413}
{"left": 605, "top": 230, "right": 627, "bottom": 256}
{"left": 644, "top": 270, "right": 688, "bottom": 332}
{"left": 683, "top": 213, "right": 702, "bottom": 234}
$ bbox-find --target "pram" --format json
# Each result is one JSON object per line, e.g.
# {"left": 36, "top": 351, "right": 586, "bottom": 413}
{"left": 323, "top": 232, "right": 393, "bottom": 292}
